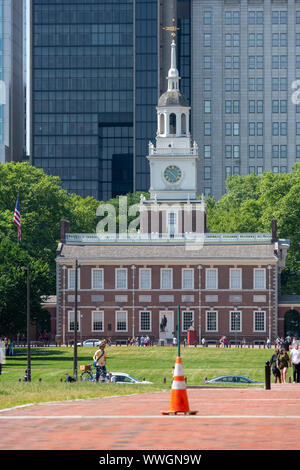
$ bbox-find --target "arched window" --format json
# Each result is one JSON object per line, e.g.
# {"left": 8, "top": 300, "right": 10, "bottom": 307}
{"left": 181, "top": 113, "right": 186, "bottom": 134}
{"left": 160, "top": 114, "right": 165, "bottom": 135}
{"left": 169, "top": 113, "right": 176, "bottom": 135}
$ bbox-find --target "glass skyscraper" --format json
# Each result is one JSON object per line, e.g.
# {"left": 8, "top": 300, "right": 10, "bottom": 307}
{"left": 30, "top": 0, "right": 191, "bottom": 200}
{"left": 0, "top": 0, "right": 24, "bottom": 163}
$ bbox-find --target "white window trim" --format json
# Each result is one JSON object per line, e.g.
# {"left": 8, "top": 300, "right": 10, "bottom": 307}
{"left": 68, "top": 310, "right": 81, "bottom": 332}
{"left": 68, "top": 268, "right": 80, "bottom": 290}
{"left": 205, "top": 268, "right": 218, "bottom": 290}
{"left": 182, "top": 268, "right": 194, "bottom": 290}
{"left": 91, "top": 310, "right": 104, "bottom": 332}
{"left": 139, "top": 310, "right": 152, "bottom": 332}
{"left": 253, "top": 310, "right": 266, "bottom": 332}
{"left": 115, "top": 268, "right": 128, "bottom": 290}
{"left": 115, "top": 310, "right": 128, "bottom": 332}
{"left": 229, "top": 311, "right": 242, "bottom": 332}
{"left": 182, "top": 310, "right": 195, "bottom": 332}
{"left": 230, "top": 268, "right": 242, "bottom": 290}
{"left": 160, "top": 268, "right": 173, "bottom": 290}
{"left": 91, "top": 268, "right": 104, "bottom": 290}
{"left": 205, "top": 310, "right": 218, "bottom": 332}
{"left": 139, "top": 268, "right": 152, "bottom": 290}
{"left": 253, "top": 268, "right": 266, "bottom": 290}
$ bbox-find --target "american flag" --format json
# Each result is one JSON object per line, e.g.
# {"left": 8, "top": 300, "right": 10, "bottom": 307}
{"left": 13, "top": 194, "right": 21, "bottom": 242}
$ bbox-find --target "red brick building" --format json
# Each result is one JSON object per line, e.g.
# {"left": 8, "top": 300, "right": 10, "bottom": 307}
{"left": 54, "top": 40, "right": 291, "bottom": 345}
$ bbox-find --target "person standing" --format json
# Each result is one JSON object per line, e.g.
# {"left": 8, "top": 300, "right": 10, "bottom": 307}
{"left": 277, "top": 348, "right": 289, "bottom": 384}
{"left": 93, "top": 341, "right": 107, "bottom": 382}
{"left": 289, "top": 343, "right": 300, "bottom": 383}
{"left": 201, "top": 337, "right": 206, "bottom": 348}
{"left": 172, "top": 336, "right": 177, "bottom": 347}
{"left": 266, "top": 338, "right": 271, "bottom": 349}
{"left": 0, "top": 344, "right": 5, "bottom": 375}
{"left": 270, "top": 349, "right": 281, "bottom": 384}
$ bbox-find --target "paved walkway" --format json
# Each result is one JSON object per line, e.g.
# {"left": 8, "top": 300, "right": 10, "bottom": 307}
{"left": 0, "top": 384, "right": 299, "bottom": 450}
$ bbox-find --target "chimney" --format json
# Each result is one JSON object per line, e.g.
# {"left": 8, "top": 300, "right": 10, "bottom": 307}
{"left": 60, "top": 219, "right": 70, "bottom": 243}
{"left": 271, "top": 218, "right": 278, "bottom": 243}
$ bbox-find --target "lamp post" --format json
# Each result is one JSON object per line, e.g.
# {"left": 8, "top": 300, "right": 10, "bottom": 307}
{"left": 21, "top": 266, "right": 31, "bottom": 382}
{"left": 73, "top": 259, "right": 80, "bottom": 381}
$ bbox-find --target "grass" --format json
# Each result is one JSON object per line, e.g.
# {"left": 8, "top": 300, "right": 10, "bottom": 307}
{"left": 0, "top": 345, "right": 275, "bottom": 410}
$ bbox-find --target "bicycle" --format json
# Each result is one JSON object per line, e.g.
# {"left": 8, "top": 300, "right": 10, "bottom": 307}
{"left": 80, "top": 364, "right": 109, "bottom": 382}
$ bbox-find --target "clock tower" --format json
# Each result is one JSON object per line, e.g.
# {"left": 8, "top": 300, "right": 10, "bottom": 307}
{"left": 147, "top": 39, "right": 199, "bottom": 202}
{"left": 140, "top": 40, "right": 205, "bottom": 236}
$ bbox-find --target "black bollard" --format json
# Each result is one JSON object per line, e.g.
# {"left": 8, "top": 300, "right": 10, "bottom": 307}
{"left": 265, "top": 361, "right": 271, "bottom": 390}
{"left": 163, "top": 377, "right": 166, "bottom": 384}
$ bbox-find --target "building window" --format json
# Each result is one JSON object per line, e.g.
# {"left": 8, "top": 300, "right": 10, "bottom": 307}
{"left": 204, "top": 78, "right": 212, "bottom": 91}
{"left": 204, "top": 100, "right": 211, "bottom": 113}
{"left": 296, "top": 145, "right": 300, "bottom": 158}
{"left": 204, "top": 122, "right": 211, "bottom": 136}
{"left": 139, "top": 311, "right": 151, "bottom": 332}
{"left": 257, "top": 145, "right": 263, "bottom": 158}
{"left": 272, "top": 145, "right": 279, "bottom": 158}
{"left": 139, "top": 268, "right": 151, "bottom": 290}
{"left": 206, "top": 268, "right": 218, "bottom": 289}
{"left": 204, "top": 11, "right": 212, "bottom": 25}
{"left": 230, "top": 311, "right": 241, "bottom": 332}
{"left": 167, "top": 212, "right": 177, "bottom": 237}
{"left": 206, "top": 311, "right": 218, "bottom": 332}
{"left": 225, "top": 166, "right": 232, "bottom": 179}
{"left": 233, "top": 145, "right": 240, "bottom": 159}
{"left": 92, "top": 269, "right": 104, "bottom": 289}
{"left": 204, "top": 145, "right": 211, "bottom": 159}
{"left": 92, "top": 311, "right": 104, "bottom": 332}
{"left": 204, "top": 33, "right": 212, "bottom": 47}
{"left": 115, "top": 311, "right": 128, "bottom": 332}
{"left": 204, "top": 56, "right": 211, "bottom": 69}
{"left": 254, "top": 268, "right": 266, "bottom": 289}
{"left": 161, "top": 268, "right": 173, "bottom": 289}
{"left": 230, "top": 268, "right": 242, "bottom": 289}
{"left": 182, "top": 311, "right": 194, "bottom": 332}
{"left": 68, "top": 311, "right": 80, "bottom": 332}
{"left": 254, "top": 311, "right": 266, "bottom": 332}
{"left": 115, "top": 268, "right": 127, "bottom": 289}
{"left": 68, "top": 268, "right": 80, "bottom": 290}
{"left": 204, "top": 166, "right": 211, "bottom": 180}
{"left": 249, "top": 145, "right": 255, "bottom": 158}
{"left": 182, "top": 268, "right": 194, "bottom": 289}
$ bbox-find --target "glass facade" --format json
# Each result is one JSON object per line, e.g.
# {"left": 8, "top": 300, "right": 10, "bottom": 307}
{"left": 32, "top": 0, "right": 159, "bottom": 200}
{"left": 0, "top": 0, "right": 24, "bottom": 163}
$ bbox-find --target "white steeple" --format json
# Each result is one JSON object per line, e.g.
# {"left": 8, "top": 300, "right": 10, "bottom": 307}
{"left": 146, "top": 40, "right": 200, "bottom": 202}
{"left": 167, "top": 40, "right": 180, "bottom": 92}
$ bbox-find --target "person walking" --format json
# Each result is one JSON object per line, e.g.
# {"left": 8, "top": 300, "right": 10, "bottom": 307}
{"left": 201, "top": 337, "right": 206, "bottom": 348}
{"left": 270, "top": 349, "right": 281, "bottom": 384}
{"left": 172, "top": 336, "right": 177, "bottom": 347}
{"left": 289, "top": 342, "right": 300, "bottom": 383}
{"left": 0, "top": 344, "right": 5, "bottom": 375}
{"left": 93, "top": 341, "right": 107, "bottom": 382}
{"left": 266, "top": 338, "right": 271, "bottom": 349}
{"left": 277, "top": 348, "right": 290, "bottom": 384}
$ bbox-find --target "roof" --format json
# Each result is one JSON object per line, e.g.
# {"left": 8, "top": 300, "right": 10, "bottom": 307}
{"left": 158, "top": 90, "right": 188, "bottom": 107}
{"left": 57, "top": 243, "right": 277, "bottom": 263}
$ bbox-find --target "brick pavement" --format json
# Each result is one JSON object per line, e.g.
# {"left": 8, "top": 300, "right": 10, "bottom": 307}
{"left": 0, "top": 384, "right": 299, "bottom": 450}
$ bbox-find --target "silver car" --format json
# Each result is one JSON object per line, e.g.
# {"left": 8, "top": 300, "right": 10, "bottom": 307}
{"left": 109, "top": 372, "right": 152, "bottom": 384}
{"left": 78, "top": 339, "right": 101, "bottom": 347}
{"left": 204, "top": 375, "right": 263, "bottom": 384}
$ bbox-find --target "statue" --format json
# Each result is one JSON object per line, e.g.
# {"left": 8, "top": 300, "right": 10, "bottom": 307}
{"left": 160, "top": 314, "right": 168, "bottom": 332}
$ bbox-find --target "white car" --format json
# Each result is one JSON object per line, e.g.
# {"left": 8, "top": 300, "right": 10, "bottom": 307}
{"left": 78, "top": 339, "right": 101, "bottom": 347}
{"left": 109, "top": 372, "right": 152, "bottom": 384}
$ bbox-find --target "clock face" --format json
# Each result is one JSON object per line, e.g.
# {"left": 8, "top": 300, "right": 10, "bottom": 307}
{"left": 164, "top": 165, "right": 182, "bottom": 183}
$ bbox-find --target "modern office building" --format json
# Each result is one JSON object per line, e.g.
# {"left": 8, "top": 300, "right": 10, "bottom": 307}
{"left": 0, "top": 0, "right": 24, "bottom": 163}
{"left": 192, "top": 0, "right": 300, "bottom": 200}
{"left": 29, "top": 0, "right": 191, "bottom": 200}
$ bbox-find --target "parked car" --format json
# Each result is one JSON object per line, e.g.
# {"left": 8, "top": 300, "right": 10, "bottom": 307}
{"left": 78, "top": 339, "right": 101, "bottom": 347}
{"left": 204, "top": 375, "right": 263, "bottom": 384}
{"left": 109, "top": 372, "right": 152, "bottom": 384}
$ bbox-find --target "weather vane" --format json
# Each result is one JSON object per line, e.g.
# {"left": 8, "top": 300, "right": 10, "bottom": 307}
{"left": 163, "top": 18, "right": 179, "bottom": 38}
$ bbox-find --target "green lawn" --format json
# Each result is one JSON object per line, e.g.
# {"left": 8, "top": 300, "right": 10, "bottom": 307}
{"left": 0, "top": 345, "right": 275, "bottom": 410}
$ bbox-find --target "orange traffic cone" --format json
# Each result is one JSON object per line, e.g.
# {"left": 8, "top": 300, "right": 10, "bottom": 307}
{"left": 161, "top": 356, "right": 197, "bottom": 415}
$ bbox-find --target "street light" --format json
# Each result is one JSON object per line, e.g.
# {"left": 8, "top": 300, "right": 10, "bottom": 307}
{"left": 21, "top": 266, "right": 31, "bottom": 382}
{"left": 73, "top": 259, "right": 81, "bottom": 381}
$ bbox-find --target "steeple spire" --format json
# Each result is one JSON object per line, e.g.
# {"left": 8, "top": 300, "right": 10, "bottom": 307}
{"left": 167, "top": 40, "right": 180, "bottom": 92}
